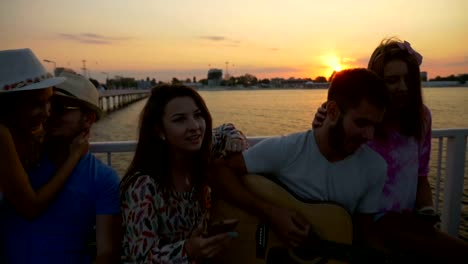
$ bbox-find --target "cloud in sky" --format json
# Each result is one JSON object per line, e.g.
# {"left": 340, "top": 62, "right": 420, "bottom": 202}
{"left": 352, "top": 57, "right": 370, "bottom": 67}
{"left": 198, "top": 35, "right": 241, "bottom": 46}
{"left": 443, "top": 56, "right": 468, "bottom": 67}
{"left": 199, "top": 36, "right": 225, "bottom": 41}
{"left": 242, "top": 66, "right": 299, "bottom": 75}
{"left": 58, "top": 33, "right": 131, "bottom": 45}
{"left": 198, "top": 36, "right": 281, "bottom": 51}
{"left": 342, "top": 57, "right": 357, "bottom": 63}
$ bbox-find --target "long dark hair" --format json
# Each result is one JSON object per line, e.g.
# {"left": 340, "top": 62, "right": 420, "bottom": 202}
{"left": 0, "top": 91, "right": 27, "bottom": 127}
{"left": 0, "top": 90, "right": 45, "bottom": 168}
{"left": 121, "top": 84, "right": 213, "bottom": 194}
{"left": 368, "top": 38, "right": 426, "bottom": 141}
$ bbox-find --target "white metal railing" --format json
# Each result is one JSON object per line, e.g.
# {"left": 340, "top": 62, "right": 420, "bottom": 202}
{"left": 90, "top": 129, "right": 468, "bottom": 237}
{"left": 431, "top": 129, "right": 468, "bottom": 236}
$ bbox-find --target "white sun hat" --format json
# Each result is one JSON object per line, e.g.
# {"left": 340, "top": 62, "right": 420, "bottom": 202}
{"left": 54, "top": 71, "right": 103, "bottom": 119}
{"left": 0, "top": 48, "right": 65, "bottom": 93}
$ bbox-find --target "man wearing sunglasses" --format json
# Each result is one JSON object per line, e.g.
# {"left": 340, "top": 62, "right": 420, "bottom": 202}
{"left": 1, "top": 71, "right": 121, "bottom": 263}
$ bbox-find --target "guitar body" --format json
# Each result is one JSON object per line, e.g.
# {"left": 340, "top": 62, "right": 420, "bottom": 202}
{"left": 210, "top": 174, "right": 353, "bottom": 264}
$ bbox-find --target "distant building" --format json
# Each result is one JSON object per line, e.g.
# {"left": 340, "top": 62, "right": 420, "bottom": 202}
{"left": 109, "top": 76, "right": 137, "bottom": 89}
{"left": 282, "top": 77, "right": 309, "bottom": 88}
{"left": 207, "top": 68, "right": 223, "bottom": 86}
{"left": 184, "top": 82, "right": 203, "bottom": 89}
{"left": 270, "top": 78, "right": 284, "bottom": 87}
{"left": 136, "top": 80, "right": 152, "bottom": 89}
{"left": 421, "top": 71, "right": 428, "bottom": 82}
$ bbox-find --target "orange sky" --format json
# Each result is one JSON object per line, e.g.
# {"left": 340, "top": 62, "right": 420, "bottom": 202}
{"left": 1, "top": 0, "right": 467, "bottom": 82}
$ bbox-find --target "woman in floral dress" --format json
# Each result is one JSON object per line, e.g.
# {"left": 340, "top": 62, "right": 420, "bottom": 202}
{"left": 120, "top": 84, "right": 247, "bottom": 263}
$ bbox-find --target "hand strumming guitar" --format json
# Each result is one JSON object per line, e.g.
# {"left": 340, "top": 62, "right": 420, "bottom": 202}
{"left": 267, "top": 206, "right": 311, "bottom": 247}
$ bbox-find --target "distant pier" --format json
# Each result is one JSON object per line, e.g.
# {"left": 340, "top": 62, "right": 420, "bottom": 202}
{"left": 98, "top": 89, "right": 150, "bottom": 113}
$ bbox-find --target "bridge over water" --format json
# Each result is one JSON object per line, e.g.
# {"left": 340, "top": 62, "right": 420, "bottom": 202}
{"left": 98, "top": 89, "right": 150, "bottom": 113}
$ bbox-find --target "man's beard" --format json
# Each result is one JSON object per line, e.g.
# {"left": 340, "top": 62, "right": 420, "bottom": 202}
{"left": 44, "top": 116, "right": 87, "bottom": 143}
{"left": 329, "top": 116, "right": 368, "bottom": 157}
{"left": 328, "top": 116, "right": 347, "bottom": 154}
{"left": 44, "top": 125, "right": 87, "bottom": 145}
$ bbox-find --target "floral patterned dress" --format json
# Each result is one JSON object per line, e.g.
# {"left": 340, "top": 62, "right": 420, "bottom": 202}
{"left": 122, "top": 175, "right": 202, "bottom": 263}
{"left": 121, "top": 123, "right": 248, "bottom": 263}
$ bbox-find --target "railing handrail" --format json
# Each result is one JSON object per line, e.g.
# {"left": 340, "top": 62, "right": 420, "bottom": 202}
{"left": 90, "top": 128, "right": 468, "bottom": 153}
{"left": 98, "top": 89, "right": 151, "bottom": 98}
{"left": 432, "top": 128, "right": 468, "bottom": 138}
{"left": 89, "top": 128, "right": 468, "bottom": 237}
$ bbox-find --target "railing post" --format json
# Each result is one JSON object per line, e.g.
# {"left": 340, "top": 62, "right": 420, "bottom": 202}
{"left": 441, "top": 133, "right": 466, "bottom": 236}
{"left": 106, "top": 96, "right": 110, "bottom": 112}
{"left": 107, "top": 152, "right": 112, "bottom": 166}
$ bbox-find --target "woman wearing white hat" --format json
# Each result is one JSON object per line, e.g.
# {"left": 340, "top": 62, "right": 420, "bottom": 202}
{"left": 0, "top": 49, "right": 89, "bottom": 219}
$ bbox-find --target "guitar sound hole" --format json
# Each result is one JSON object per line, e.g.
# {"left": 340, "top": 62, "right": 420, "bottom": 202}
{"left": 289, "top": 230, "right": 327, "bottom": 261}
{"left": 266, "top": 247, "right": 327, "bottom": 264}
{"left": 266, "top": 247, "right": 293, "bottom": 264}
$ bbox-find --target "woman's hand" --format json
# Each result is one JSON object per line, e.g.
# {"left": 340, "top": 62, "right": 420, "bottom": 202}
{"left": 225, "top": 136, "right": 249, "bottom": 153}
{"left": 69, "top": 130, "right": 90, "bottom": 158}
{"left": 184, "top": 224, "right": 235, "bottom": 261}
{"left": 312, "top": 102, "right": 327, "bottom": 129}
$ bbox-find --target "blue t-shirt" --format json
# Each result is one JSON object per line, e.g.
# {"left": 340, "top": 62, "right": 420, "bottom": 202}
{"left": 0, "top": 152, "right": 120, "bottom": 264}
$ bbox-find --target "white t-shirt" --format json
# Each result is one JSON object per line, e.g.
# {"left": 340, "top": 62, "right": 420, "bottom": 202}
{"left": 242, "top": 130, "right": 387, "bottom": 214}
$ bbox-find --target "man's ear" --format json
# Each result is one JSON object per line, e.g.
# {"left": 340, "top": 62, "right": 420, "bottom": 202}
{"left": 326, "top": 101, "right": 341, "bottom": 125}
{"left": 82, "top": 112, "right": 97, "bottom": 128}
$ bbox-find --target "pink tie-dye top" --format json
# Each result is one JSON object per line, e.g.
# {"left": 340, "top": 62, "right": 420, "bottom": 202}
{"left": 367, "top": 106, "right": 432, "bottom": 213}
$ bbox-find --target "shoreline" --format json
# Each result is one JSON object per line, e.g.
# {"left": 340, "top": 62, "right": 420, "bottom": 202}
{"left": 195, "top": 85, "right": 468, "bottom": 91}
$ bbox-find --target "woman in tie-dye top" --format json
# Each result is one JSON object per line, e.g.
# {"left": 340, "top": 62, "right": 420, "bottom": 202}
{"left": 366, "top": 107, "right": 431, "bottom": 213}
{"left": 366, "top": 38, "right": 433, "bottom": 215}
{"left": 367, "top": 38, "right": 468, "bottom": 261}
{"left": 120, "top": 85, "right": 247, "bottom": 264}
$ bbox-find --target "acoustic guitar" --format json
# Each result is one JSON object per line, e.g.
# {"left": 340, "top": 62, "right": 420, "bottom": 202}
{"left": 208, "top": 174, "right": 353, "bottom": 264}
{"left": 209, "top": 174, "right": 410, "bottom": 264}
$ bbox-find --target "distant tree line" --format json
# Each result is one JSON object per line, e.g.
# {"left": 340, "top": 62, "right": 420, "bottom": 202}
{"left": 429, "top": 74, "right": 468, "bottom": 84}
{"left": 87, "top": 71, "right": 468, "bottom": 90}
{"left": 94, "top": 73, "right": 332, "bottom": 89}
{"left": 102, "top": 76, "right": 157, "bottom": 89}
{"left": 194, "top": 73, "right": 331, "bottom": 87}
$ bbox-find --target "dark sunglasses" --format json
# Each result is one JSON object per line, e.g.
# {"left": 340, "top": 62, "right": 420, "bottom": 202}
{"left": 50, "top": 99, "right": 81, "bottom": 114}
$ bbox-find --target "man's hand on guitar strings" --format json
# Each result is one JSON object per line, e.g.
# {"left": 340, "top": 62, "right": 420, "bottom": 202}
{"left": 268, "top": 207, "right": 310, "bottom": 247}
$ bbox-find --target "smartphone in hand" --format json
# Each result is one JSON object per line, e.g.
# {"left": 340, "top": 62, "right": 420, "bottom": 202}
{"left": 204, "top": 219, "right": 239, "bottom": 237}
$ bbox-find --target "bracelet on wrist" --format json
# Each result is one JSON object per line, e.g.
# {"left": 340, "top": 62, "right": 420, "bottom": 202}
{"left": 417, "top": 206, "right": 436, "bottom": 215}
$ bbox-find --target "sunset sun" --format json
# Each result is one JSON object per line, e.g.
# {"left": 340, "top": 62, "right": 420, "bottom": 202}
{"left": 321, "top": 54, "right": 343, "bottom": 78}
